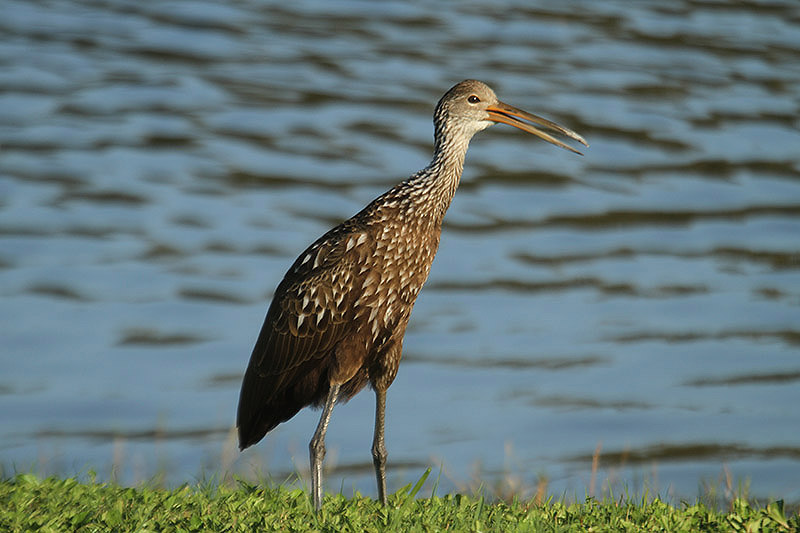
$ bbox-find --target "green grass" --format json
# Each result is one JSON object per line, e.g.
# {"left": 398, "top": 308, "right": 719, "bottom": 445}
{"left": 1, "top": 472, "right": 796, "bottom": 532}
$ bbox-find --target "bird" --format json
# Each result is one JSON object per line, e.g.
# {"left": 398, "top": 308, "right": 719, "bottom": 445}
{"left": 236, "top": 79, "right": 587, "bottom": 511}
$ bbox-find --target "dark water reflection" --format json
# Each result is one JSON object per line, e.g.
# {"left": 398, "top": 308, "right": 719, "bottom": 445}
{"left": 2, "top": 0, "right": 799, "bottom": 503}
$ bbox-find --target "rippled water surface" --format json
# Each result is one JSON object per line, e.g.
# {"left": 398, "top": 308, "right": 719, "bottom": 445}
{"left": 2, "top": 0, "right": 799, "bottom": 503}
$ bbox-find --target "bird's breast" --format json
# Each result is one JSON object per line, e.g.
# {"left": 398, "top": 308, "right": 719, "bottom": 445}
{"left": 356, "top": 209, "right": 441, "bottom": 343}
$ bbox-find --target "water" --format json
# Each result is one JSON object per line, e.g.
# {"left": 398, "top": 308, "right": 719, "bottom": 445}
{"left": 2, "top": 0, "right": 799, "bottom": 503}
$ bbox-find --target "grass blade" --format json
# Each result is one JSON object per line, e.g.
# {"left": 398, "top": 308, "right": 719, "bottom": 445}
{"left": 408, "top": 468, "right": 431, "bottom": 499}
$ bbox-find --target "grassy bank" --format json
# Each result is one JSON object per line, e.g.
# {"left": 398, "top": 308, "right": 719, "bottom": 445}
{"left": 1, "top": 472, "right": 796, "bottom": 532}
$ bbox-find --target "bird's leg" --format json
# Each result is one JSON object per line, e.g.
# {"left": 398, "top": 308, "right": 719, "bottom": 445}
{"left": 371, "top": 387, "right": 388, "bottom": 505}
{"left": 309, "top": 383, "right": 340, "bottom": 512}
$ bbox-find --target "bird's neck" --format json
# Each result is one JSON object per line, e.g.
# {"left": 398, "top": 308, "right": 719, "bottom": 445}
{"left": 410, "top": 131, "right": 471, "bottom": 225}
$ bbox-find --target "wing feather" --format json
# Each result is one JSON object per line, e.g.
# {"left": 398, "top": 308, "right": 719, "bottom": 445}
{"left": 247, "top": 224, "right": 373, "bottom": 383}
{"left": 237, "top": 224, "right": 376, "bottom": 448}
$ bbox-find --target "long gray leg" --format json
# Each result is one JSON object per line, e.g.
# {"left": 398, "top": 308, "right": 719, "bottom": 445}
{"left": 310, "top": 383, "right": 340, "bottom": 512}
{"left": 371, "top": 387, "right": 388, "bottom": 505}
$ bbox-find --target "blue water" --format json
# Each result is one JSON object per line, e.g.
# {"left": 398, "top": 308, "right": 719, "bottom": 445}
{"left": 2, "top": 0, "right": 799, "bottom": 504}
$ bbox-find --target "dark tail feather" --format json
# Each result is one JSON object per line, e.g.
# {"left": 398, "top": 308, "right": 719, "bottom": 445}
{"left": 237, "top": 369, "right": 290, "bottom": 450}
{"left": 236, "top": 362, "right": 325, "bottom": 450}
{"left": 237, "top": 405, "right": 301, "bottom": 451}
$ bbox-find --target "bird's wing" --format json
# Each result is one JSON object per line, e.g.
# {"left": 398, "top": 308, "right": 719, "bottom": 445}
{"left": 248, "top": 224, "right": 374, "bottom": 378}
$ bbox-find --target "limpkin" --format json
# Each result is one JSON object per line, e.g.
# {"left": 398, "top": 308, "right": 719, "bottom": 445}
{"left": 237, "top": 79, "right": 587, "bottom": 511}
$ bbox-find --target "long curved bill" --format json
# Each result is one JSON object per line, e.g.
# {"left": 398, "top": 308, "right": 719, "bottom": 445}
{"left": 487, "top": 101, "right": 588, "bottom": 155}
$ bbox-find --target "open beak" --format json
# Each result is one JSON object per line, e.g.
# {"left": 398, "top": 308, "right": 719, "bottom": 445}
{"left": 487, "top": 102, "right": 588, "bottom": 155}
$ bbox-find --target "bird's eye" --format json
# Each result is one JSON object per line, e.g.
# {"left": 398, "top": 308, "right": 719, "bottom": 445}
{"left": 467, "top": 95, "right": 480, "bottom": 104}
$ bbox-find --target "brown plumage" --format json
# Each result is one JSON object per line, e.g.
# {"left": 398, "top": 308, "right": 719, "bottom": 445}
{"left": 236, "top": 79, "right": 587, "bottom": 511}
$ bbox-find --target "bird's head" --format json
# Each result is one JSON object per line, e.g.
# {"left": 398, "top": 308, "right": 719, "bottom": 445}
{"left": 434, "top": 79, "right": 588, "bottom": 154}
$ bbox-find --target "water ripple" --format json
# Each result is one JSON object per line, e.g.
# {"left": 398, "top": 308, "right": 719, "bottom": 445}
{"left": 1, "top": 0, "right": 799, "bottom": 502}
